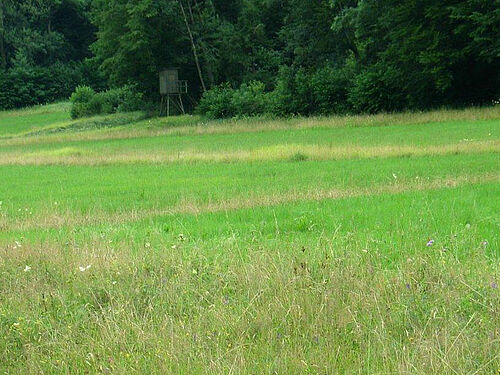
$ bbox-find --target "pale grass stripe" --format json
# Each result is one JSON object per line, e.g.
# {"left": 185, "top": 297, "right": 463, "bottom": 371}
{"left": 0, "top": 140, "right": 498, "bottom": 166}
{"left": 0, "top": 173, "right": 497, "bottom": 232}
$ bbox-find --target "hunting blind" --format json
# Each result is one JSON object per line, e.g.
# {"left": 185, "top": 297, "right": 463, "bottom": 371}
{"left": 159, "top": 68, "right": 187, "bottom": 116}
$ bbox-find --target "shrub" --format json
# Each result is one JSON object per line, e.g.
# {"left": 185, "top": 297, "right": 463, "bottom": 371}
{"left": 311, "top": 66, "right": 353, "bottom": 115}
{"left": 348, "top": 66, "right": 407, "bottom": 113}
{"left": 197, "top": 81, "right": 272, "bottom": 119}
{"left": 70, "top": 86, "right": 96, "bottom": 104}
{"left": 70, "top": 85, "right": 144, "bottom": 119}
{"left": 270, "top": 66, "right": 309, "bottom": 116}
{"left": 196, "top": 65, "right": 355, "bottom": 119}
{"left": 70, "top": 86, "right": 96, "bottom": 118}
{"left": 270, "top": 65, "right": 352, "bottom": 116}
{"left": 0, "top": 63, "right": 83, "bottom": 110}
{"left": 115, "top": 87, "right": 144, "bottom": 112}
{"left": 231, "top": 81, "right": 269, "bottom": 117}
{"left": 196, "top": 83, "right": 237, "bottom": 119}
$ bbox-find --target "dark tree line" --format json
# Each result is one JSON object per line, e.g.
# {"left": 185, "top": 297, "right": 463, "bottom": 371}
{"left": 0, "top": 0, "right": 104, "bottom": 109}
{"left": 1, "top": 0, "right": 499, "bottom": 114}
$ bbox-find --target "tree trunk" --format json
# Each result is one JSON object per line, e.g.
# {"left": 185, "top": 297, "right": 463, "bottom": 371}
{"left": 179, "top": 0, "right": 207, "bottom": 92}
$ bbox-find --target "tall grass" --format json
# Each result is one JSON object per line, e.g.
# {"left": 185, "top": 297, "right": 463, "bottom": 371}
{"left": 1, "top": 240, "right": 497, "bottom": 374}
{"left": 0, "top": 104, "right": 498, "bottom": 374}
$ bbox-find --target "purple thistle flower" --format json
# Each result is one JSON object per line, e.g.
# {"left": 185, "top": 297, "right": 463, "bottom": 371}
{"left": 405, "top": 283, "right": 411, "bottom": 290}
{"left": 426, "top": 239, "right": 435, "bottom": 247}
{"left": 491, "top": 282, "right": 498, "bottom": 289}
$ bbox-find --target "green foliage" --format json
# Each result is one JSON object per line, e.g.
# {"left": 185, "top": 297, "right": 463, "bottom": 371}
{"left": 331, "top": 0, "right": 500, "bottom": 109}
{"left": 271, "top": 66, "right": 353, "bottom": 116}
{"left": 70, "top": 85, "right": 144, "bottom": 119}
{"left": 0, "top": 0, "right": 99, "bottom": 110}
{"left": 70, "top": 85, "right": 95, "bottom": 104}
{"left": 2, "top": 0, "right": 500, "bottom": 114}
{"left": 0, "top": 0, "right": 94, "bottom": 69}
{"left": 198, "top": 67, "right": 354, "bottom": 119}
{"left": 78, "top": 58, "right": 108, "bottom": 92}
{"left": 348, "top": 66, "right": 407, "bottom": 114}
{"left": 231, "top": 81, "right": 269, "bottom": 117}
{"left": 311, "top": 65, "right": 353, "bottom": 115}
{"left": 91, "top": 0, "right": 187, "bottom": 97}
{"left": 70, "top": 85, "right": 96, "bottom": 118}
{"left": 196, "top": 83, "right": 237, "bottom": 119}
{"left": 0, "top": 63, "right": 82, "bottom": 110}
{"left": 196, "top": 81, "right": 270, "bottom": 119}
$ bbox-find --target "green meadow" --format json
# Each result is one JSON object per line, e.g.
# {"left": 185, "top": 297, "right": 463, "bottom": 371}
{"left": 0, "top": 104, "right": 499, "bottom": 374}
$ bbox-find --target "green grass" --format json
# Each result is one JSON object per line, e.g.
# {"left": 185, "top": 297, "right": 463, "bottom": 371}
{"left": 0, "top": 103, "right": 71, "bottom": 136}
{"left": 0, "top": 153, "right": 498, "bottom": 228}
{"left": 0, "top": 104, "right": 498, "bottom": 374}
{"left": 1, "top": 118, "right": 497, "bottom": 154}
{"left": 0, "top": 103, "right": 147, "bottom": 139}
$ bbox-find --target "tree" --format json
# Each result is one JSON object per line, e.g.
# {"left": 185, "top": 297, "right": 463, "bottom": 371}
{"left": 178, "top": 0, "right": 207, "bottom": 92}
{"left": 92, "top": 0, "right": 194, "bottom": 96}
{"left": 0, "top": 0, "right": 7, "bottom": 70}
{"left": 0, "top": 0, "right": 99, "bottom": 110}
{"left": 330, "top": 0, "right": 500, "bottom": 110}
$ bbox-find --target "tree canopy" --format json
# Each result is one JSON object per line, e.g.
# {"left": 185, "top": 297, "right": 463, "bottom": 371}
{"left": 1, "top": 0, "right": 498, "bottom": 113}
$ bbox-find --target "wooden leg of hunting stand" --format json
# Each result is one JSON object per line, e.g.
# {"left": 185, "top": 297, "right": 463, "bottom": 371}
{"left": 179, "top": 94, "right": 185, "bottom": 114}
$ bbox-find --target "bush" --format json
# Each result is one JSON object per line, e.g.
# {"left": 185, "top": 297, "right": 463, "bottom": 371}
{"left": 231, "top": 81, "right": 269, "bottom": 117}
{"left": 70, "top": 86, "right": 96, "bottom": 104}
{"left": 311, "top": 66, "right": 353, "bottom": 115}
{"left": 196, "top": 83, "right": 237, "bottom": 119}
{"left": 348, "top": 66, "right": 407, "bottom": 113}
{"left": 70, "top": 86, "right": 96, "bottom": 118}
{"left": 70, "top": 85, "right": 144, "bottom": 119}
{"left": 115, "top": 87, "right": 145, "bottom": 112}
{"left": 269, "top": 66, "right": 309, "bottom": 116}
{"left": 197, "top": 81, "right": 271, "bottom": 119}
{"left": 0, "top": 63, "right": 83, "bottom": 110}
{"left": 270, "top": 65, "right": 353, "bottom": 116}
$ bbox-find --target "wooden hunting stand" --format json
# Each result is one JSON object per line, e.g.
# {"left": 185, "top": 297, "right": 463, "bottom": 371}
{"left": 159, "top": 68, "right": 188, "bottom": 116}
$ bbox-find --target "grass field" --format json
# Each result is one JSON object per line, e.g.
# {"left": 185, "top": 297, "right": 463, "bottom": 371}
{"left": 0, "top": 104, "right": 499, "bottom": 374}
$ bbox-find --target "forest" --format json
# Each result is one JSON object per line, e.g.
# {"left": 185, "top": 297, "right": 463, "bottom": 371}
{"left": 0, "top": 0, "right": 498, "bottom": 116}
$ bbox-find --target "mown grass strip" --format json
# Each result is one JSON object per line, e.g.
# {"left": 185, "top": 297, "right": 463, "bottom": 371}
{"left": 0, "top": 140, "right": 497, "bottom": 165}
{"left": 1, "top": 173, "right": 496, "bottom": 232}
